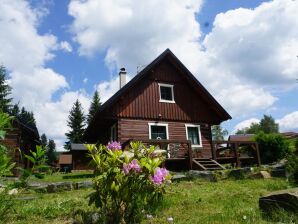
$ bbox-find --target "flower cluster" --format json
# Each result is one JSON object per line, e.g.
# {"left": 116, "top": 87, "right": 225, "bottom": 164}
{"left": 107, "top": 141, "right": 122, "bottom": 151}
{"left": 123, "top": 159, "right": 141, "bottom": 175}
{"left": 150, "top": 168, "right": 169, "bottom": 185}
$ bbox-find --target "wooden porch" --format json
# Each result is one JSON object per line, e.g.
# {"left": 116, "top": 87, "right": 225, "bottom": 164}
{"left": 213, "top": 140, "right": 261, "bottom": 167}
{"left": 122, "top": 139, "right": 261, "bottom": 171}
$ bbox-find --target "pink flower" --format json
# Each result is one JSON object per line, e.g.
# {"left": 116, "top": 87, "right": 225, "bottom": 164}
{"left": 123, "top": 159, "right": 141, "bottom": 175}
{"left": 123, "top": 163, "right": 130, "bottom": 175}
{"left": 150, "top": 168, "right": 169, "bottom": 185}
{"left": 130, "top": 159, "right": 141, "bottom": 173}
{"left": 107, "top": 141, "right": 122, "bottom": 151}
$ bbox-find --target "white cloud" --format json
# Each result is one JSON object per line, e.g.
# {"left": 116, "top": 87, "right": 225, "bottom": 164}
{"left": 0, "top": 0, "right": 74, "bottom": 148}
{"left": 68, "top": 0, "right": 298, "bottom": 118}
{"left": 68, "top": 0, "right": 204, "bottom": 71}
{"left": 59, "top": 41, "right": 73, "bottom": 53}
{"left": 83, "top": 78, "right": 88, "bottom": 84}
{"left": 233, "top": 118, "right": 260, "bottom": 133}
{"left": 277, "top": 111, "right": 298, "bottom": 132}
{"left": 204, "top": 0, "right": 298, "bottom": 87}
{"left": 35, "top": 91, "right": 91, "bottom": 150}
{"left": 96, "top": 75, "right": 131, "bottom": 103}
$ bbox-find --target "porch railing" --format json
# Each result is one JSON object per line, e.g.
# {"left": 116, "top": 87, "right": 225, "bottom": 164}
{"left": 122, "top": 139, "right": 193, "bottom": 169}
{"left": 213, "top": 140, "right": 261, "bottom": 167}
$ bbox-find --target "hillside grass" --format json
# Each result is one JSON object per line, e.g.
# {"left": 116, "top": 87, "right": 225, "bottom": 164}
{"left": 3, "top": 178, "right": 297, "bottom": 224}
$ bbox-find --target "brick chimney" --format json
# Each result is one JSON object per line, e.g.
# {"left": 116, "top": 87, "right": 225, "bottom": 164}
{"left": 119, "top": 67, "right": 126, "bottom": 89}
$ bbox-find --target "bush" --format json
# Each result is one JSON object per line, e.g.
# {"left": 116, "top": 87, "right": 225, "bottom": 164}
{"left": 18, "top": 146, "right": 49, "bottom": 187}
{"left": 86, "top": 141, "right": 170, "bottom": 224}
{"left": 0, "top": 190, "right": 14, "bottom": 222}
{"left": 286, "top": 153, "right": 298, "bottom": 185}
{"left": 254, "top": 132, "right": 290, "bottom": 164}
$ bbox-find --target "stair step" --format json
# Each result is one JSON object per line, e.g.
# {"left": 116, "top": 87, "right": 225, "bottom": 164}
{"left": 203, "top": 164, "right": 221, "bottom": 167}
{"left": 192, "top": 158, "right": 225, "bottom": 171}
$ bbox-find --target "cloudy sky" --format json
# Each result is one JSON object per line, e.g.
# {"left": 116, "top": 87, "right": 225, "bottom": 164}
{"left": 0, "top": 0, "right": 297, "bottom": 149}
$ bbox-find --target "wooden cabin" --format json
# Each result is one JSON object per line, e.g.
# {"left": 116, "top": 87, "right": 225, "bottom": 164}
{"left": 2, "top": 118, "right": 40, "bottom": 173}
{"left": 83, "top": 49, "right": 235, "bottom": 171}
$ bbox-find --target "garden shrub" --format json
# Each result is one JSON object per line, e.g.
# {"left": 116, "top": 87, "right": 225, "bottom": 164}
{"left": 254, "top": 132, "right": 290, "bottom": 164}
{"left": 18, "top": 146, "right": 49, "bottom": 187}
{"left": 286, "top": 153, "right": 298, "bottom": 185}
{"left": 0, "top": 112, "right": 15, "bottom": 220}
{"left": 86, "top": 141, "right": 170, "bottom": 224}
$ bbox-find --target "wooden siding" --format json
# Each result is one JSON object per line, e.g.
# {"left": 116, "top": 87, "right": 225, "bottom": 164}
{"left": 105, "top": 58, "right": 222, "bottom": 124}
{"left": 118, "top": 118, "right": 212, "bottom": 158}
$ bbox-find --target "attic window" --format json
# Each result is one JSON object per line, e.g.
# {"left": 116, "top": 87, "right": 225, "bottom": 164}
{"left": 159, "top": 83, "right": 175, "bottom": 103}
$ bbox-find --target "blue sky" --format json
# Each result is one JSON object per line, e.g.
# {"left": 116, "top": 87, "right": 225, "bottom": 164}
{"left": 1, "top": 0, "right": 298, "bottom": 149}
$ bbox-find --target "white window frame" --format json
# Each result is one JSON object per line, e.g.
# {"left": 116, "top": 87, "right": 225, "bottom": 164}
{"left": 158, "top": 83, "right": 175, "bottom": 103}
{"left": 185, "top": 124, "right": 202, "bottom": 148}
{"left": 148, "top": 123, "right": 169, "bottom": 140}
{"left": 110, "top": 124, "right": 117, "bottom": 141}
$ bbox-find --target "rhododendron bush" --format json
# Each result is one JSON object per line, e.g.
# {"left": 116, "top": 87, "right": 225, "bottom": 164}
{"left": 86, "top": 141, "right": 170, "bottom": 223}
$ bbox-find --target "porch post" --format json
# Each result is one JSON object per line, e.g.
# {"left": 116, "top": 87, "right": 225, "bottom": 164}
{"left": 255, "top": 143, "right": 261, "bottom": 166}
{"left": 234, "top": 142, "right": 240, "bottom": 167}
{"left": 209, "top": 125, "right": 216, "bottom": 160}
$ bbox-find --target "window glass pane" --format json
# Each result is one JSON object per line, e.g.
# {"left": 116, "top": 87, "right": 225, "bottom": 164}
{"left": 111, "top": 126, "right": 116, "bottom": 141}
{"left": 151, "top": 126, "right": 167, "bottom": 139}
{"left": 160, "top": 86, "right": 173, "bottom": 101}
{"left": 187, "top": 127, "right": 200, "bottom": 145}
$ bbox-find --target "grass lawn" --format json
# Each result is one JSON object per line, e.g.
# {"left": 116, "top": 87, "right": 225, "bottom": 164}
{"left": 3, "top": 177, "right": 297, "bottom": 224}
{"left": 31, "top": 171, "right": 94, "bottom": 183}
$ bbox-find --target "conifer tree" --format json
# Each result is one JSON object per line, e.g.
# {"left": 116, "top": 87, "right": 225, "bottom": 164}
{"left": 65, "top": 99, "right": 86, "bottom": 150}
{"left": 47, "top": 139, "right": 57, "bottom": 165}
{"left": 19, "top": 107, "right": 36, "bottom": 127}
{"left": 40, "top": 133, "right": 48, "bottom": 149}
{"left": 87, "top": 90, "right": 101, "bottom": 124}
{"left": 0, "top": 66, "right": 12, "bottom": 112}
{"left": 11, "top": 103, "right": 20, "bottom": 117}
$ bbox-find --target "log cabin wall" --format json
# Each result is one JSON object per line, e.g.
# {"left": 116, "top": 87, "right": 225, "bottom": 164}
{"left": 105, "top": 58, "right": 222, "bottom": 124}
{"left": 118, "top": 118, "right": 212, "bottom": 158}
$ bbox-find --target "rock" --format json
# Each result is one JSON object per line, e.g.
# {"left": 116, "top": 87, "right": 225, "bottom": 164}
{"left": 250, "top": 171, "right": 271, "bottom": 179}
{"left": 171, "top": 174, "right": 188, "bottom": 182}
{"left": 259, "top": 188, "right": 298, "bottom": 215}
{"left": 270, "top": 168, "right": 287, "bottom": 178}
{"left": 8, "top": 188, "right": 18, "bottom": 195}
{"left": 73, "top": 180, "right": 93, "bottom": 190}
{"left": 188, "top": 170, "right": 217, "bottom": 182}
{"left": 228, "top": 169, "right": 246, "bottom": 180}
{"left": 28, "top": 183, "right": 48, "bottom": 193}
{"left": 47, "top": 182, "right": 73, "bottom": 193}
{"left": 16, "top": 196, "right": 36, "bottom": 201}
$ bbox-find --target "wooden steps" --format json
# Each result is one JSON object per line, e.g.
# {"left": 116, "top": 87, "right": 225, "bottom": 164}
{"left": 192, "top": 158, "right": 225, "bottom": 171}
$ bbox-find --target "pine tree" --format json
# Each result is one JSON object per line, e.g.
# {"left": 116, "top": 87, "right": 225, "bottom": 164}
{"left": 87, "top": 90, "right": 101, "bottom": 124}
{"left": 47, "top": 139, "right": 57, "bottom": 165}
{"left": 65, "top": 99, "right": 86, "bottom": 150}
{"left": 0, "top": 66, "right": 12, "bottom": 112}
{"left": 40, "top": 133, "right": 48, "bottom": 149}
{"left": 11, "top": 103, "right": 20, "bottom": 117}
{"left": 19, "top": 107, "right": 36, "bottom": 127}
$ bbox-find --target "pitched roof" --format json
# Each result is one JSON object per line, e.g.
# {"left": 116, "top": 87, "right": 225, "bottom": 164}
{"left": 85, "top": 49, "right": 231, "bottom": 136}
{"left": 71, "top": 143, "right": 87, "bottom": 151}
{"left": 228, "top": 134, "right": 255, "bottom": 142}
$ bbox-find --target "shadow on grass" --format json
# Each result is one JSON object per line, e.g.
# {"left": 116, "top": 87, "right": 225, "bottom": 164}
{"left": 261, "top": 208, "right": 298, "bottom": 223}
{"left": 62, "top": 174, "right": 94, "bottom": 180}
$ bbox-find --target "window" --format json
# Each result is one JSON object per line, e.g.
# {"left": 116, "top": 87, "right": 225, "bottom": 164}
{"left": 185, "top": 124, "right": 202, "bottom": 147}
{"left": 148, "top": 123, "right": 169, "bottom": 140}
{"left": 110, "top": 124, "right": 117, "bottom": 141}
{"left": 159, "top": 83, "right": 174, "bottom": 103}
